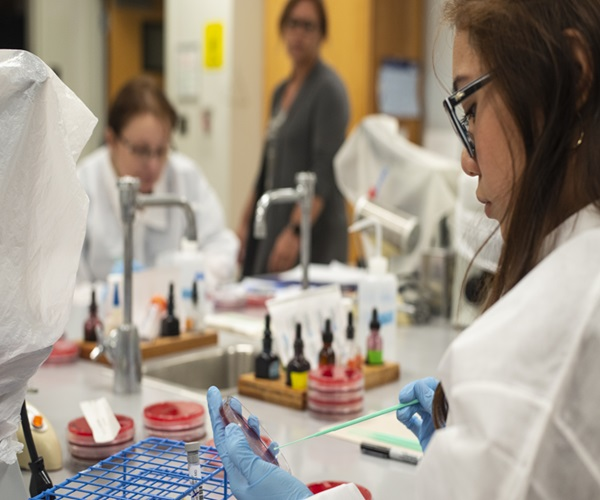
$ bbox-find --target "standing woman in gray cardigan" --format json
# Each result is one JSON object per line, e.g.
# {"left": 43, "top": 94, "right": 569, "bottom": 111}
{"left": 238, "top": 0, "right": 350, "bottom": 277}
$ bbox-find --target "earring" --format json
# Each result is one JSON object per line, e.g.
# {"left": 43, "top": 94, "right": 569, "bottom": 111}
{"left": 574, "top": 113, "right": 584, "bottom": 149}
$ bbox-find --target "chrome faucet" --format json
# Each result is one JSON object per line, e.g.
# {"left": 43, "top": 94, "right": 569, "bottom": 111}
{"left": 254, "top": 171, "right": 316, "bottom": 289}
{"left": 90, "top": 176, "right": 197, "bottom": 394}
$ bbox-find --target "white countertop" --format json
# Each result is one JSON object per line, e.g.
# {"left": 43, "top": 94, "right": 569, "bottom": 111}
{"left": 22, "top": 320, "right": 459, "bottom": 498}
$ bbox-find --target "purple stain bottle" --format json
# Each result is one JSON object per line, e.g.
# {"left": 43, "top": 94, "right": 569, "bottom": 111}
{"left": 83, "top": 289, "right": 103, "bottom": 342}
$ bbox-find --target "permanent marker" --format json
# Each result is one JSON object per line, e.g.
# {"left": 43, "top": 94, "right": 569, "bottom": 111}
{"left": 360, "top": 442, "right": 419, "bottom": 466}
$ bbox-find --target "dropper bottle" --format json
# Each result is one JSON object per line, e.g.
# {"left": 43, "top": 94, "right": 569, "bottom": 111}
{"left": 161, "top": 282, "right": 180, "bottom": 337}
{"left": 105, "top": 282, "right": 123, "bottom": 334}
{"left": 286, "top": 323, "right": 311, "bottom": 389}
{"left": 366, "top": 308, "right": 383, "bottom": 365}
{"left": 84, "top": 289, "right": 103, "bottom": 342}
{"left": 318, "top": 318, "right": 335, "bottom": 367}
{"left": 255, "top": 314, "right": 280, "bottom": 380}
{"left": 342, "top": 311, "right": 362, "bottom": 371}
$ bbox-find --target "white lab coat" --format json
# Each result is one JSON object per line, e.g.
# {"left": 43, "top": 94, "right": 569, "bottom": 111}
{"left": 419, "top": 203, "right": 600, "bottom": 499}
{"left": 77, "top": 146, "right": 239, "bottom": 287}
{"left": 319, "top": 204, "right": 600, "bottom": 499}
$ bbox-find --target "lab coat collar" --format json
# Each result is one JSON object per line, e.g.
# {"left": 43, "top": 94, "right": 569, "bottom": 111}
{"left": 539, "top": 203, "right": 600, "bottom": 262}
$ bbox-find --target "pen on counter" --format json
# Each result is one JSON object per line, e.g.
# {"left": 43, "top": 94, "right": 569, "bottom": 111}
{"left": 360, "top": 442, "right": 419, "bottom": 466}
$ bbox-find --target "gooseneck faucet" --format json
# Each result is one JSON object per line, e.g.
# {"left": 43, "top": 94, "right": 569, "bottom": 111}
{"left": 254, "top": 171, "right": 316, "bottom": 289}
{"left": 91, "top": 176, "right": 197, "bottom": 394}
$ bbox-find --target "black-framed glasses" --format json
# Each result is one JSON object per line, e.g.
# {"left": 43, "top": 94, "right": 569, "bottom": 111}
{"left": 443, "top": 73, "right": 492, "bottom": 158}
{"left": 119, "top": 136, "right": 170, "bottom": 162}
{"left": 284, "top": 17, "right": 319, "bottom": 33}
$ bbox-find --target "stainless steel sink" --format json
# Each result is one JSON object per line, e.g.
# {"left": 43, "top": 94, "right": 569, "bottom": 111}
{"left": 143, "top": 344, "right": 258, "bottom": 394}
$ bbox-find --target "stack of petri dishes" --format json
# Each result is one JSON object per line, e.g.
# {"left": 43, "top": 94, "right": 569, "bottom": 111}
{"left": 67, "top": 415, "right": 135, "bottom": 462}
{"left": 307, "top": 366, "right": 364, "bottom": 420}
{"left": 143, "top": 401, "right": 206, "bottom": 442}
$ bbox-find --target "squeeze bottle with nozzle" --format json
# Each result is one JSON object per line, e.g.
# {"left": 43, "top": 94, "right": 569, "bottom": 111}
{"left": 349, "top": 218, "right": 398, "bottom": 360}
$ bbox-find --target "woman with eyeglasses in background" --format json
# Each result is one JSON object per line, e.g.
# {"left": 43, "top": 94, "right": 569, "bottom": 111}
{"left": 77, "top": 75, "right": 238, "bottom": 287}
{"left": 207, "top": 0, "right": 600, "bottom": 497}
{"left": 238, "top": 0, "right": 350, "bottom": 277}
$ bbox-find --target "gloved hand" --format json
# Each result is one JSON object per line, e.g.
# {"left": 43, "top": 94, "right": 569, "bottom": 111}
{"left": 207, "top": 386, "right": 313, "bottom": 500}
{"left": 396, "top": 377, "right": 439, "bottom": 451}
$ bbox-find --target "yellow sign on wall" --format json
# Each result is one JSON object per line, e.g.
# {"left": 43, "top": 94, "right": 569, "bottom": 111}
{"left": 204, "top": 22, "right": 224, "bottom": 69}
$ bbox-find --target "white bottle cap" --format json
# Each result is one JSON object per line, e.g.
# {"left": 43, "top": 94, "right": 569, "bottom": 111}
{"left": 368, "top": 255, "right": 388, "bottom": 274}
{"left": 180, "top": 238, "right": 199, "bottom": 252}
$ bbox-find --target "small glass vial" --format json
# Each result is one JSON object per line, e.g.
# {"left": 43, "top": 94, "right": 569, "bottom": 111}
{"left": 83, "top": 289, "right": 103, "bottom": 342}
{"left": 255, "top": 314, "right": 280, "bottom": 380}
{"left": 342, "top": 311, "right": 362, "bottom": 371}
{"left": 366, "top": 308, "right": 383, "bottom": 365}
{"left": 318, "top": 319, "right": 335, "bottom": 367}
{"left": 286, "top": 323, "right": 311, "bottom": 389}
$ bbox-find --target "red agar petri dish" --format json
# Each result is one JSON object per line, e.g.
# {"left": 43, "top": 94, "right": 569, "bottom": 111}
{"left": 307, "top": 481, "right": 372, "bottom": 499}
{"left": 144, "top": 401, "right": 206, "bottom": 442}
{"left": 219, "top": 396, "right": 289, "bottom": 471}
{"left": 67, "top": 415, "right": 135, "bottom": 461}
{"left": 308, "top": 366, "right": 365, "bottom": 420}
{"left": 45, "top": 339, "right": 80, "bottom": 364}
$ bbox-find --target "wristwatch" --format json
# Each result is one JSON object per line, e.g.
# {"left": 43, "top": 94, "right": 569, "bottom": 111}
{"left": 288, "top": 223, "right": 301, "bottom": 236}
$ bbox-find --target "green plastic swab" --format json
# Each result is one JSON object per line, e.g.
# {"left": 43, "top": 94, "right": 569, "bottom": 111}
{"left": 274, "top": 399, "right": 419, "bottom": 450}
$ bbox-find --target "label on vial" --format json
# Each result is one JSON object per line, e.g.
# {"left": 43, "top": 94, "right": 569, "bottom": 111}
{"left": 268, "top": 360, "right": 280, "bottom": 379}
{"left": 367, "top": 350, "right": 383, "bottom": 365}
{"left": 290, "top": 371, "right": 308, "bottom": 390}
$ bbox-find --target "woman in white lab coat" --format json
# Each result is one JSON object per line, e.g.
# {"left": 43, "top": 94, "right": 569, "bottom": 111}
{"left": 207, "top": 0, "right": 600, "bottom": 498}
{"left": 77, "top": 76, "right": 238, "bottom": 288}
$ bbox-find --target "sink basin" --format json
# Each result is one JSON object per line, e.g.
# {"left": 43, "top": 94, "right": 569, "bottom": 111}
{"left": 143, "top": 344, "right": 258, "bottom": 395}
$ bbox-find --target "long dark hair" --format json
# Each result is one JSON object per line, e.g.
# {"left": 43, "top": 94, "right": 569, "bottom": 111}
{"left": 433, "top": 0, "right": 600, "bottom": 429}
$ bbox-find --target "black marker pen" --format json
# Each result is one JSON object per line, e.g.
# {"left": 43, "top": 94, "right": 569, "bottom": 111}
{"left": 360, "top": 442, "right": 419, "bottom": 466}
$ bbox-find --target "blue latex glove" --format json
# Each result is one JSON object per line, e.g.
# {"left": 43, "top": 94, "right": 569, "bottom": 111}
{"left": 207, "top": 386, "right": 313, "bottom": 500}
{"left": 396, "top": 377, "right": 439, "bottom": 451}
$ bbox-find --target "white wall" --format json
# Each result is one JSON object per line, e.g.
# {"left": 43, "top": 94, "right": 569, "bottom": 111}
{"left": 165, "top": 0, "right": 263, "bottom": 228}
{"left": 27, "top": 0, "right": 106, "bottom": 158}
{"left": 423, "top": 0, "right": 461, "bottom": 159}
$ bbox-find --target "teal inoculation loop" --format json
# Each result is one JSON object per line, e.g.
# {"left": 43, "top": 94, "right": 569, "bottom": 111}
{"left": 274, "top": 399, "right": 419, "bottom": 451}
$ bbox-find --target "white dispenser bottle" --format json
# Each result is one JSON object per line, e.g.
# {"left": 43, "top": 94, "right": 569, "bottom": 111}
{"left": 157, "top": 238, "right": 205, "bottom": 331}
{"left": 350, "top": 218, "right": 398, "bottom": 361}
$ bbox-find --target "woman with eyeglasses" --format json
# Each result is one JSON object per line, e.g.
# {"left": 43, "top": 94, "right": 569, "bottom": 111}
{"left": 238, "top": 0, "right": 350, "bottom": 277}
{"left": 77, "top": 75, "right": 238, "bottom": 287}
{"left": 207, "top": 0, "right": 600, "bottom": 497}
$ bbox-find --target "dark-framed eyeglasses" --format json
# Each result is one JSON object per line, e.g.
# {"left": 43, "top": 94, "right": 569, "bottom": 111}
{"left": 284, "top": 17, "right": 319, "bottom": 33}
{"left": 443, "top": 73, "right": 492, "bottom": 158}
{"left": 119, "top": 136, "right": 170, "bottom": 162}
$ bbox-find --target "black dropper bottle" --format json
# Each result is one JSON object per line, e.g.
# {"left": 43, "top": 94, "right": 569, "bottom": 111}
{"left": 255, "top": 314, "right": 280, "bottom": 380}
{"left": 160, "top": 283, "right": 180, "bottom": 337}
{"left": 286, "top": 323, "right": 311, "bottom": 389}
{"left": 318, "top": 318, "right": 335, "bottom": 367}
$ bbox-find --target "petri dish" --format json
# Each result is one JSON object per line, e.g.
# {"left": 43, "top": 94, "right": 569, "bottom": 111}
{"left": 219, "top": 396, "right": 290, "bottom": 472}
{"left": 144, "top": 401, "right": 206, "bottom": 442}
{"left": 67, "top": 414, "right": 135, "bottom": 462}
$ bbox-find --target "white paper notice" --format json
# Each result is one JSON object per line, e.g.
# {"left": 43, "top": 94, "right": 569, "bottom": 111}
{"left": 80, "top": 397, "right": 120, "bottom": 444}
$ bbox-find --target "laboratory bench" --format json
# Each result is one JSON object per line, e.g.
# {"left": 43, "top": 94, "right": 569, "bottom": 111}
{"left": 21, "top": 320, "right": 459, "bottom": 498}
